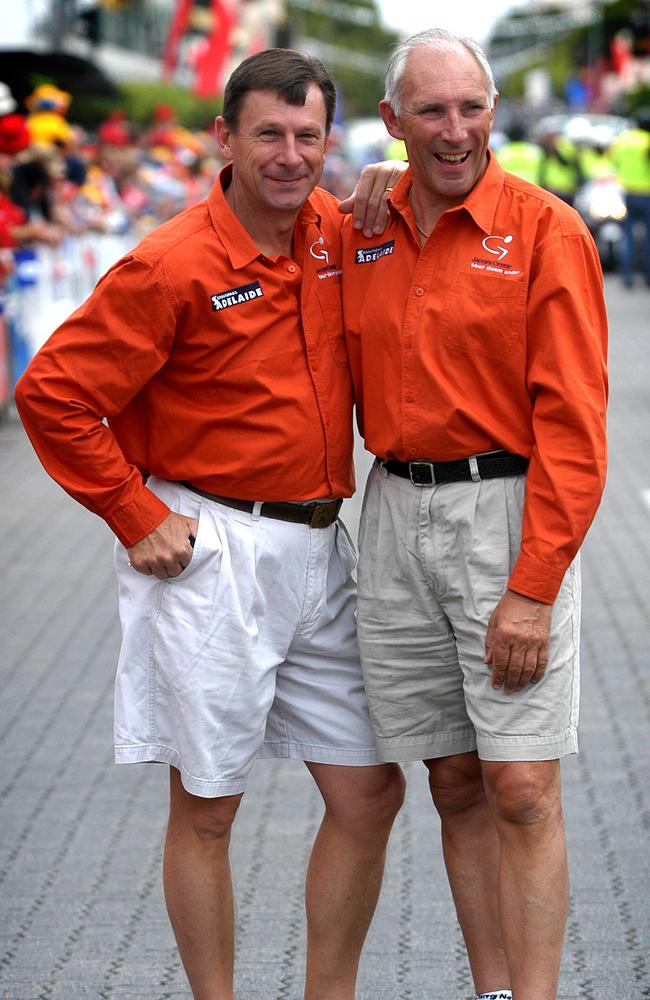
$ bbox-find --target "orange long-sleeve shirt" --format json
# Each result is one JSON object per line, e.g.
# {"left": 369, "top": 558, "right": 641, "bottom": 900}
{"left": 16, "top": 166, "right": 353, "bottom": 548}
{"left": 342, "top": 156, "right": 608, "bottom": 604}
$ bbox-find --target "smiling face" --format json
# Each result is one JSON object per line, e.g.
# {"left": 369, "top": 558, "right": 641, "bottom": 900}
{"left": 380, "top": 43, "right": 497, "bottom": 215}
{"left": 216, "top": 83, "right": 329, "bottom": 216}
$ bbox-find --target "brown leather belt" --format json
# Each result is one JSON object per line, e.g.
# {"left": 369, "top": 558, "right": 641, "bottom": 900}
{"left": 180, "top": 483, "right": 342, "bottom": 528}
{"left": 381, "top": 450, "right": 529, "bottom": 486}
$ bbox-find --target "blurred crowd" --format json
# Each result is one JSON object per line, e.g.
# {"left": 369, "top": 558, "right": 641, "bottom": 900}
{"left": 0, "top": 79, "right": 229, "bottom": 295}
{"left": 0, "top": 76, "right": 383, "bottom": 300}
{"left": 493, "top": 109, "right": 650, "bottom": 287}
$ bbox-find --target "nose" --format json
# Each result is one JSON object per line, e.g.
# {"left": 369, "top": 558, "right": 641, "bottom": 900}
{"left": 441, "top": 110, "right": 468, "bottom": 144}
{"left": 277, "top": 135, "right": 303, "bottom": 168}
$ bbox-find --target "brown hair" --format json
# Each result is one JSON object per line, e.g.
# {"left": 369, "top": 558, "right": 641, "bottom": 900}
{"left": 222, "top": 48, "right": 336, "bottom": 134}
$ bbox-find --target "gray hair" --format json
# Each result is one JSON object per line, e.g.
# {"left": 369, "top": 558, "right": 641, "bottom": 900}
{"left": 384, "top": 29, "right": 498, "bottom": 115}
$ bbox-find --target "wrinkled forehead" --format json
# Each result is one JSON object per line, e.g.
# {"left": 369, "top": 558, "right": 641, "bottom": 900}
{"left": 238, "top": 84, "right": 328, "bottom": 129}
{"left": 402, "top": 45, "right": 492, "bottom": 103}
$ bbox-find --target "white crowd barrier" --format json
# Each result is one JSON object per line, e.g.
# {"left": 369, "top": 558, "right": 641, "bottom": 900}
{"left": 6, "top": 231, "right": 137, "bottom": 365}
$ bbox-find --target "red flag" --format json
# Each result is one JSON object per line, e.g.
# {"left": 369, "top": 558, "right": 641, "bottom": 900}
{"left": 194, "top": 0, "right": 237, "bottom": 97}
{"left": 163, "top": 0, "right": 193, "bottom": 79}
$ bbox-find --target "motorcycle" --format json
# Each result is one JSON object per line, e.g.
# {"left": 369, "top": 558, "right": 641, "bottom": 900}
{"left": 573, "top": 176, "right": 626, "bottom": 272}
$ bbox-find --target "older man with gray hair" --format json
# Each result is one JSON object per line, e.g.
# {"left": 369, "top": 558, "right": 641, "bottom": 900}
{"left": 342, "top": 28, "right": 608, "bottom": 1000}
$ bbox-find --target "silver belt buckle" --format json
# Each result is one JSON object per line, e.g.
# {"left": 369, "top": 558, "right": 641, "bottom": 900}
{"left": 408, "top": 461, "right": 435, "bottom": 486}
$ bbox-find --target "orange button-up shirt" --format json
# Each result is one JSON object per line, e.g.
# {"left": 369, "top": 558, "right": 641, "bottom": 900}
{"left": 16, "top": 166, "right": 353, "bottom": 548}
{"left": 342, "top": 156, "right": 608, "bottom": 604}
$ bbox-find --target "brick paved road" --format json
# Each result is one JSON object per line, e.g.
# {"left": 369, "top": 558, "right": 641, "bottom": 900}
{"left": 1, "top": 275, "right": 648, "bottom": 999}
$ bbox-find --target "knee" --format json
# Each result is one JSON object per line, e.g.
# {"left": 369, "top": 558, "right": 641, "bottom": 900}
{"left": 426, "top": 757, "right": 486, "bottom": 819}
{"left": 326, "top": 764, "right": 405, "bottom": 836}
{"left": 357, "top": 764, "right": 405, "bottom": 830}
{"left": 379, "top": 764, "right": 407, "bottom": 824}
{"left": 487, "top": 762, "right": 562, "bottom": 828}
{"left": 172, "top": 792, "right": 242, "bottom": 846}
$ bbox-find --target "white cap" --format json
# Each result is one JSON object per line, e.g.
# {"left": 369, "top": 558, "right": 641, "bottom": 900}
{"left": 0, "top": 82, "right": 17, "bottom": 116}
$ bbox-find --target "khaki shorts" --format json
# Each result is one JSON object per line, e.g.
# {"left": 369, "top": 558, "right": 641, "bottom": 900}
{"left": 357, "top": 461, "right": 581, "bottom": 763}
{"left": 114, "top": 478, "right": 380, "bottom": 798}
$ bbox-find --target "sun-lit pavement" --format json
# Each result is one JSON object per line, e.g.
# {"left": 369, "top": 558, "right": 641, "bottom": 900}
{"left": 1, "top": 274, "right": 648, "bottom": 999}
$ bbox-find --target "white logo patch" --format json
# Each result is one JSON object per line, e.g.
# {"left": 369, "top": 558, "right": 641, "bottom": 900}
{"left": 482, "top": 234, "right": 514, "bottom": 261}
{"left": 310, "top": 237, "right": 329, "bottom": 264}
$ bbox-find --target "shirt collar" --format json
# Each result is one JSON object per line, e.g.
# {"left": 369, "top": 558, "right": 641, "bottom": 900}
{"left": 390, "top": 151, "right": 505, "bottom": 237}
{"left": 207, "top": 164, "right": 322, "bottom": 269}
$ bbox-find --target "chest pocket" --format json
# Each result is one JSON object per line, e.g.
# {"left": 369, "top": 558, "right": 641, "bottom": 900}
{"left": 315, "top": 281, "right": 348, "bottom": 367}
{"left": 440, "top": 272, "right": 526, "bottom": 360}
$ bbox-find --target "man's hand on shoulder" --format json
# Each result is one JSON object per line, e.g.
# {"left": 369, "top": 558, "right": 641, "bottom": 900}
{"left": 127, "top": 511, "right": 198, "bottom": 580}
{"left": 484, "top": 589, "right": 552, "bottom": 692}
{"left": 338, "top": 159, "right": 407, "bottom": 237}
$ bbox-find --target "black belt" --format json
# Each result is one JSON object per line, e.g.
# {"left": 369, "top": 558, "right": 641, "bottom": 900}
{"left": 180, "top": 482, "right": 342, "bottom": 528}
{"left": 381, "top": 450, "right": 529, "bottom": 487}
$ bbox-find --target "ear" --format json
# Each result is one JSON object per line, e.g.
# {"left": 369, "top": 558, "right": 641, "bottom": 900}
{"left": 215, "top": 115, "right": 233, "bottom": 161}
{"left": 379, "top": 99, "right": 405, "bottom": 141}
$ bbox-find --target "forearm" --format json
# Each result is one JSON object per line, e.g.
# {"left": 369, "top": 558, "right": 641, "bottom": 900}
{"left": 15, "top": 367, "right": 170, "bottom": 546}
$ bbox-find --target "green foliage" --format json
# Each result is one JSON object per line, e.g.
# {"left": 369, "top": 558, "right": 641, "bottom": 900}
{"left": 622, "top": 84, "right": 650, "bottom": 114}
{"left": 497, "top": 40, "right": 575, "bottom": 100}
{"left": 286, "top": 0, "right": 398, "bottom": 118}
{"left": 69, "top": 81, "right": 221, "bottom": 131}
{"left": 116, "top": 81, "right": 222, "bottom": 130}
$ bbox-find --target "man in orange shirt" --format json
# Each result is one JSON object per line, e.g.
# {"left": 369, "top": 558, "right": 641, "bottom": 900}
{"left": 16, "top": 49, "right": 405, "bottom": 1000}
{"left": 342, "top": 30, "right": 608, "bottom": 1000}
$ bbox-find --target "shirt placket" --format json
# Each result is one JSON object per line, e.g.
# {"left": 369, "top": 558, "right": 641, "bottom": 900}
{"left": 400, "top": 235, "right": 443, "bottom": 458}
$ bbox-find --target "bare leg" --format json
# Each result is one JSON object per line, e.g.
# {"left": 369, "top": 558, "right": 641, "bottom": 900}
{"left": 163, "top": 766, "right": 242, "bottom": 1000}
{"left": 303, "top": 762, "right": 405, "bottom": 1000}
{"left": 425, "top": 752, "right": 509, "bottom": 994}
{"left": 482, "top": 759, "right": 568, "bottom": 1000}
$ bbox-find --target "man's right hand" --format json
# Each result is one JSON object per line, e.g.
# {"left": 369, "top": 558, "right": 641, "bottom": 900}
{"left": 127, "top": 512, "right": 198, "bottom": 579}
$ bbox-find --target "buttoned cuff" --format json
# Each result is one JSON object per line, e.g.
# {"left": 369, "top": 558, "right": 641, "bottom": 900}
{"left": 105, "top": 487, "right": 171, "bottom": 549}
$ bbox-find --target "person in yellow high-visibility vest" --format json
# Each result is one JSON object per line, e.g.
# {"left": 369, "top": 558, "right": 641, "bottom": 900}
{"left": 609, "top": 109, "right": 650, "bottom": 287}
{"left": 538, "top": 131, "right": 582, "bottom": 205}
{"left": 494, "top": 122, "right": 544, "bottom": 184}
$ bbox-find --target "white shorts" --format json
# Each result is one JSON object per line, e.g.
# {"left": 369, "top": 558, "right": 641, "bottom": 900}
{"left": 357, "top": 461, "right": 581, "bottom": 763}
{"left": 114, "top": 478, "right": 380, "bottom": 797}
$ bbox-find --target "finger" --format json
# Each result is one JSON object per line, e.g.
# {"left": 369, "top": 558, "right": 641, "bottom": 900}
{"left": 529, "top": 654, "right": 549, "bottom": 685}
{"left": 370, "top": 192, "right": 391, "bottom": 235}
{"left": 504, "top": 646, "right": 526, "bottom": 692}
{"left": 337, "top": 194, "right": 353, "bottom": 215}
{"left": 360, "top": 179, "right": 393, "bottom": 236}
{"left": 490, "top": 644, "right": 510, "bottom": 689}
{"left": 517, "top": 647, "right": 541, "bottom": 690}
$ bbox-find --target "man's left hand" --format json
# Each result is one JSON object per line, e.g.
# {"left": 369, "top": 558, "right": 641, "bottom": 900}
{"left": 484, "top": 590, "right": 552, "bottom": 692}
{"left": 338, "top": 160, "right": 407, "bottom": 237}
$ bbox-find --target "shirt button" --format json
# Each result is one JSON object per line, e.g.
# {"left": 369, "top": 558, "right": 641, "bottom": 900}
{"left": 415, "top": 287, "right": 425, "bottom": 296}
{"left": 404, "top": 337, "right": 413, "bottom": 348}
{"left": 288, "top": 264, "right": 297, "bottom": 273}
{"left": 406, "top": 393, "right": 415, "bottom": 403}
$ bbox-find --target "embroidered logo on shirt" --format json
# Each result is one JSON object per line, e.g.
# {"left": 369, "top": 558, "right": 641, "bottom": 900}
{"left": 355, "top": 240, "right": 395, "bottom": 264}
{"left": 471, "top": 235, "right": 521, "bottom": 276}
{"left": 316, "top": 263, "right": 343, "bottom": 280}
{"left": 482, "top": 234, "right": 513, "bottom": 261}
{"left": 211, "top": 281, "right": 264, "bottom": 311}
{"left": 310, "top": 236, "right": 330, "bottom": 263}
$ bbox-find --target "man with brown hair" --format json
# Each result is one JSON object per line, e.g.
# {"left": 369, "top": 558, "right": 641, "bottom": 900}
{"left": 16, "top": 48, "right": 405, "bottom": 1000}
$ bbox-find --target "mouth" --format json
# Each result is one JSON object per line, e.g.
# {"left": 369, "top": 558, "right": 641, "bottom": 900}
{"left": 434, "top": 151, "right": 471, "bottom": 164}
{"left": 268, "top": 175, "right": 306, "bottom": 184}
